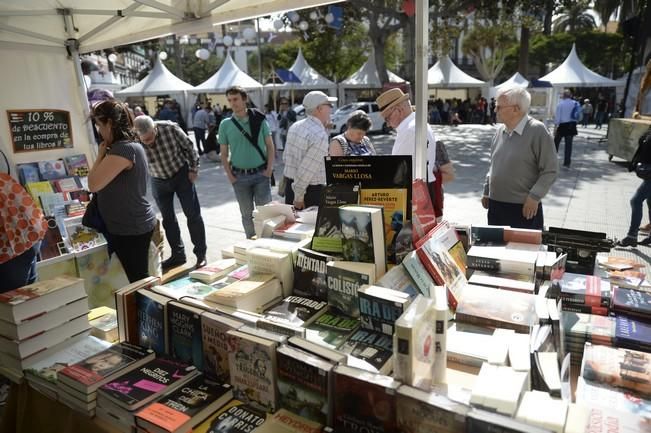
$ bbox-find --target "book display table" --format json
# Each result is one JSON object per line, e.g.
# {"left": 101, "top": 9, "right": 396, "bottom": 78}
{"left": 607, "top": 117, "right": 651, "bottom": 161}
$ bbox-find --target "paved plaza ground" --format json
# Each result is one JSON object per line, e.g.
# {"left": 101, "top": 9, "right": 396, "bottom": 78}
{"left": 160, "top": 123, "right": 651, "bottom": 275}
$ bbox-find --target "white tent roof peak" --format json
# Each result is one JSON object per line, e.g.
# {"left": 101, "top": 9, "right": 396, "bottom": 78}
{"left": 117, "top": 56, "right": 193, "bottom": 96}
{"left": 539, "top": 43, "right": 620, "bottom": 87}
{"left": 495, "top": 72, "right": 529, "bottom": 91}
{"left": 427, "top": 55, "right": 485, "bottom": 88}
{"left": 341, "top": 53, "right": 407, "bottom": 88}
{"left": 281, "top": 47, "right": 335, "bottom": 89}
{"left": 191, "top": 53, "right": 262, "bottom": 93}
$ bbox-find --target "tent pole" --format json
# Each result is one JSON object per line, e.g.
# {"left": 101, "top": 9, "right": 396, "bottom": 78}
{"left": 414, "top": 0, "right": 428, "bottom": 180}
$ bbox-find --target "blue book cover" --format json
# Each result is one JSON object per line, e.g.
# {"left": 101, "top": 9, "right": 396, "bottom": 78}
{"left": 136, "top": 290, "right": 167, "bottom": 355}
{"left": 16, "top": 163, "right": 40, "bottom": 184}
{"left": 615, "top": 315, "right": 651, "bottom": 351}
{"left": 38, "top": 159, "right": 68, "bottom": 180}
{"left": 167, "top": 301, "right": 203, "bottom": 370}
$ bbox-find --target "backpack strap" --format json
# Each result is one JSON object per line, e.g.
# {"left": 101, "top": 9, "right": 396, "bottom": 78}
{"left": 230, "top": 112, "right": 267, "bottom": 163}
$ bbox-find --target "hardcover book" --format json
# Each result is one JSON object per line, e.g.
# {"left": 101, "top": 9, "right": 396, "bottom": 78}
{"left": 339, "top": 205, "right": 386, "bottom": 277}
{"left": 98, "top": 356, "right": 199, "bottom": 410}
{"left": 333, "top": 364, "right": 400, "bottom": 433}
{"left": 358, "top": 285, "right": 412, "bottom": 336}
{"left": 559, "top": 273, "right": 611, "bottom": 307}
{"left": 16, "top": 162, "right": 41, "bottom": 185}
{"left": 396, "top": 384, "right": 469, "bottom": 433}
{"left": 416, "top": 238, "right": 467, "bottom": 310}
{"left": 360, "top": 187, "right": 408, "bottom": 265}
{"left": 312, "top": 184, "right": 360, "bottom": 254}
{"left": 167, "top": 301, "right": 204, "bottom": 370}
{"left": 114, "top": 276, "right": 160, "bottom": 344}
{"left": 58, "top": 341, "right": 155, "bottom": 394}
{"left": 454, "top": 285, "right": 537, "bottom": 333}
{"left": 581, "top": 342, "right": 651, "bottom": 397}
{"left": 37, "top": 159, "right": 68, "bottom": 180}
{"left": 188, "top": 258, "right": 238, "bottom": 284}
{"left": 135, "top": 376, "right": 233, "bottom": 433}
{"left": 615, "top": 315, "right": 651, "bottom": 352}
{"left": 201, "top": 312, "right": 243, "bottom": 383}
{"left": 193, "top": 399, "right": 267, "bottom": 433}
{"left": 276, "top": 344, "right": 334, "bottom": 425}
{"left": 262, "top": 295, "right": 328, "bottom": 328}
{"left": 227, "top": 329, "right": 279, "bottom": 412}
{"left": 339, "top": 328, "right": 393, "bottom": 375}
{"left": 293, "top": 248, "right": 335, "bottom": 302}
{"left": 136, "top": 289, "right": 169, "bottom": 354}
{"left": 327, "top": 261, "right": 374, "bottom": 318}
{"left": 612, "top": 287, "right": 651, "bottom": 319}
{"left": 304, "top": 309, "right": 360, "bottom": 350}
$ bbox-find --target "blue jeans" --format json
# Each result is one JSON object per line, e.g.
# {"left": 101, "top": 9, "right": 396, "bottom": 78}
{"left": 151, "top": 165, "right": 207, "bottom": 259}
{"left": 627, "top": 179, "right": 651, "bottom": 237}
{"left": 554, "top": 134, "right": 574, "bottom": 167}
{"left": 232, "top": 172, "right": 272, "bottom": 238}
{"left": 0, "top": 242, "right": 39, "bottom": 293}
{"left": 193, "top": 127, "right": 206, "bottom": 154}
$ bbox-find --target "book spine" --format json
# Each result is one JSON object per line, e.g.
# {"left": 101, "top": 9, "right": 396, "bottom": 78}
{"left": 393, "top": 324, "right": 413, "bottom": 385}
{"left": 416, "top": 248, "right": 445, "bottom": 286}
{"left": 455, "top": 312, "right": 529, "bottom": 334}
{"left": 433, "top": 301, "right": 448, "bottom": 384}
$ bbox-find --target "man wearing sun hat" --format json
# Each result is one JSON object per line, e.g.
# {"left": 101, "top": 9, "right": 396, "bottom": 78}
{"left": 376, "top": 88, "right": 437, "bottom": 180}
{"left": 283, "top": 90, "right": 337, "bottom": 209}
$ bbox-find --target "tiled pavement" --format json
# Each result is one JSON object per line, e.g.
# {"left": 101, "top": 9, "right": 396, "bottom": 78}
{"left": 163, "top": 123, "right": 650, "bottom": 275}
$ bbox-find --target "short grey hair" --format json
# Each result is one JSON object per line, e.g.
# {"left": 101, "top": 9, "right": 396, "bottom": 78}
{"left": 133, "top": 115, "right": 155, "bottom": 135}
{"left": 496, "top": 87, "right": 531, "bottom": 113}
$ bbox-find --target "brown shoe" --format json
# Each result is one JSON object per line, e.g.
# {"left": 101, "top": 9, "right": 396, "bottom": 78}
{"left": 640, "top": 224, "right": 651, "bottom": 233}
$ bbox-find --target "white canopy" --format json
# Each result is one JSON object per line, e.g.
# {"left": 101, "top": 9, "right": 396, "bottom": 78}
{"left": 495, "top": 72, "right": 529, "bottom": 91}
{"left": 427, "top": 55, "right": 485, "bottom": 88}
{"left": 191, "top": 54, "right": 262, "bottom": 93}
{"left": 269, "top": 48, "right": 336, "bottom": 90}
{"left": 539, "top": 44, "right": 621, "bottom": 87}
{"left": 117, "top": 57, "right": 193, "bottom": 96}
{"left": 340, "top": 55, "right": 407, "bottom": 89}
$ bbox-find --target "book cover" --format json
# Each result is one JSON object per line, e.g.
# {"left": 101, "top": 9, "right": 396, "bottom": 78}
{"left": 417, "top": 239, "right": 466, "bottom": 310}
{"left": 201, "top": 312, "right": 243, "bottom": 384}
{"left": 613, "top": 287, "right": 651, "bottom": 318}
{"left": 396, "top": 385, "right": 468, "bottom": 433}
{"left": 358, "top": 285, "right": 411, "bottom": 336}
{"left": 339, "top": 206, "right": 386, "bottom": 276}
{"left": 38, "top": 192, "right": 67, "bottom": 216}
{"left": 193, "top": 399, "right": 267, "bottom": 433}
{"left": 333, "top": 364, "right": 400, "bottom": 433}
{"left": 246, "top": 247, "right": 294, "bottom": 298}
{"left": 152, "top": 277, "right": 221, "bottom": 301}
{"left": 254, "top": 409, "right": 324, "bottom": 433}
{"left": 37, "top": 159, "right": 67, "bottom": 180}
{"left": 293, "top": 248, "right": 334, "bottom": 302}
{"left": 205, "top": 274, "right": 280, "bottom": 310}
{"left": 304, "top": 310, "right": 360, "bottom": 350}
{"left": 39, "top": 216, "right": 68, "bottom": 260}
{"left": 561, "top": 312, "right": 614, "bottom": 346}
{"left": 615, "top": 315, "right": 651, "bottom": 352}
{"left": 167, "top": 301, "right": 204, "bottom": 370}
{"left": 326, "top": 262, "right": 371, "bottom": 318}
{"left": 312, "top": 184, "right": 360, "bottom": 254}
{"left": 581, "top": 343, "right": 651, "bottom": 397}
{"left": 276, "top": 345, "right": 333, "bottom": 425}
{"left": 376, "top": 264, "right": 420, "bottom": 299}
{"left": 99, "top": 356, "right": 198, "bottom": 410}
{"left": 52, "top": 176, "right": 82, "bottom": 193}
{"left": 454, "top": 285, "right": 537, "bottom": 333}
{"left": 560, "top": 273, "right": 611, "bottom": 307}
{"left": 339, "top": 329, "right": 393, "bottom": 375}
{"left": 470, "top": 225, "right": 506, "bottom": 245}
{"left": 402, "top": 251, "right": 434, "bottom": 297}
{"left": 63, "top": 154, "right": 90, "bottom": 178}
{"left": 227, "top": 329, "right": 279, "bottom": 412}
{"left": 58, "top": 341, "right": 154, "bottom": 393}
{"left": 360, "top": 187, "right": 408, "bottom": 265}
{"left": 25, "top": 180, "right": 55, "bottom": 208}
{"left": 580, "top": 406, "right": 649, "bottom": 433}
{"left": 466, "top": 244, "right": 537, "bottom": 279}
{"left": 576, "top": 377, "right": 651, "bottom": 418}
{"left": 136, "top": 289, "right": 168, "bottom": 354}
{"left": 189, "top": 258, "right": 238, "bottom": 284}
{"left": 16, "top": 162, "right": 41, "bottom": 184}
{"left": 89, "top": 309, "right": 118, "bottom": 343}
{"left": 135, "top": 376, "right": 232, "bottom": 433}
{"left": 411, "top": 179, "right": 436, "bottom": 242}
{"left": 262, "top": 296, "right": 328, "bottom": 328}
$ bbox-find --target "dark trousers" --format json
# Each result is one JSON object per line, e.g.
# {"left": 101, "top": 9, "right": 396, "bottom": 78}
{"left": 554, "top": 133, "right": 574, "bottom": 167}
{"left": 0, "top": 243, "right": 39, "bottom": 293}
{"left": 627, "top": 179, "right": 651, "bottom": 237}
{"left": 488, "top": 199, "right": 544, "bottom": 230}
{"left": 193, "top": 127, "right": 206, "bottom": 154}
{"left": 110, "top": 230, "right": 153, "bottom": 283}
{"left": 284, "top": 178, "right": 323, "bottom": 208}
{"left": 151, "top": 165, "right": 207, "bottom": 260}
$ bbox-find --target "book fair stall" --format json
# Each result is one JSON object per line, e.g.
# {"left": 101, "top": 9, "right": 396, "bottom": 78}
{"left": 1, "top": 2, "right": 651, "bottom": 433}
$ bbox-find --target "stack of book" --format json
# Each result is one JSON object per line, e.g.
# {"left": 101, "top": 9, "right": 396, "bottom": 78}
{"left": 562, "top": 312, "right": 614, "bottom": 366}
{"left": 558, "top": 273, "right": 612, "bottom": 316}
{"left": 0, "top": 276, "right": 89, "bottom": 376}
{"left": 56, "top": 342, "right": 155, "bottom": 416}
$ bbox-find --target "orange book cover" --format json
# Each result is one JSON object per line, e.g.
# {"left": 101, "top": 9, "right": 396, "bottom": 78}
{"left": 137, "top": 403, "right": 190, "bottom": 432}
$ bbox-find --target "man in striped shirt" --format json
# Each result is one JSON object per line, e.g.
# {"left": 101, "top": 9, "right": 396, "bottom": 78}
{"left": 134, "top": 115, "right": 207, "bottom": 270}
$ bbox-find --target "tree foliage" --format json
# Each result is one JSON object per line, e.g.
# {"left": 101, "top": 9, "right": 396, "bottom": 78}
{"left": 161, "top": 44, "right": 223, "bottom": 86}
{"left": 462, "top": 16, "right": 517, "bottom": 83}
{"left": 552, "top": 0, "right": 597, "bottom": 33}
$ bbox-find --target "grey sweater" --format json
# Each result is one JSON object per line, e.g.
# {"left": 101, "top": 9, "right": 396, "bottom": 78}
{"left": 483, "top": 116, "right": 558, "bottom": 203}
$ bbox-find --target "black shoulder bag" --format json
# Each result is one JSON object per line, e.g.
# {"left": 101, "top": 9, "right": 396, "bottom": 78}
{"left": 230, "top": 110, "right": 275, "bottom": 186}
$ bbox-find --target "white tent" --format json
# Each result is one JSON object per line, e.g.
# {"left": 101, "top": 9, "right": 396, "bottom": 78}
{"left": 191, "top": 54, "right": 263, "bottom": 107}
{"left": 427, "top": 55, "right": 486, "bottom": 88}
{"left": 117, "top": 57, "right": 194, "bottom": 96}
{"left": 340, "top": 56, "right": 407, "bottom": 89}
{"left": 277, "top": 48, "right": 336, "bottom": 90}
{"left": 495, "top": 72, "right": 529, "bottom": 91}
{"left": 539, "top": 44, "right": 621, "bottom": 87}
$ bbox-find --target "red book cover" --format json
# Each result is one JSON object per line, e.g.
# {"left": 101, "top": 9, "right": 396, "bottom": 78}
{"left": 411, "top": 179, "right": 436, "bottom": 244}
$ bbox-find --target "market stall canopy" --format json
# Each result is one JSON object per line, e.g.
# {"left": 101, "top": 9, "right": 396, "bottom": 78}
{"left": 191, "top": 54, "right": 262, "bottom": 93}
{"left": 0, "top": 0, "right": 342, "bottom": 53}
{"left": 539, "top": 44, "right": 622, "bottom": 87}
{"left": 340, "top": 54, "right": 407, "bottom": 88}
{"left": 267, "top": 68, "right": 301, "bottom": 84}
{"left": 427, "top": 55, "right": 485, "bottom": 88}
{"left": 286, "top": 48, "right": 336, "bottom": 89}
{"left": 116, "top": 57, "right": 193, "bottom": 96}
{"left": 495, "top": 72, "right": 529, "bottom": 91}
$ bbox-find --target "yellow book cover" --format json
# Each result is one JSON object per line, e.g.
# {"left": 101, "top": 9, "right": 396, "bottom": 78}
{"left": 360, "top": 188, "right": 408, "bottom": 265}
{"left": 25, "top": 181, "right": 54, "bottom": 207}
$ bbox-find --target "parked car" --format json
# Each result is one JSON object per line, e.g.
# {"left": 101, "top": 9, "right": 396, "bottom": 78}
{"left": 329, "top": 102, "right": 389, "bottom": 135}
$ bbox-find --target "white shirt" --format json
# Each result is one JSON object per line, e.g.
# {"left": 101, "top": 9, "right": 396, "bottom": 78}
{"left": 392, "top": 112, "right": 437, "bottom": 180}
{"left": 265, "top": 111, "right": 279, "bottom": 132}
{"left": 283, "top": 116, "right": 329, "bottom": 200}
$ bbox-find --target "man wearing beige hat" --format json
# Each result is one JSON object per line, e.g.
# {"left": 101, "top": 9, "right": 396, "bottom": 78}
{"left": 283, "top": 90, "right": 337, "bottom": 209}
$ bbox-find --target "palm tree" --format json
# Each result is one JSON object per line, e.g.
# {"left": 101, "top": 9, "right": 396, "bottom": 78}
{"left": 552, "top": 0, "right": 597, "bottom": 33}
{"left": 593, "top": 0, "right": 621, "bottom": 31}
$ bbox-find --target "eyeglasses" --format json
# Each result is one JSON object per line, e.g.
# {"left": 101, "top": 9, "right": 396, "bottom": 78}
{"left": 382, "top": 106, "right": 398, "bottom": 120}
{"left": 495, "top": 104, "right": 518, "bottom": 111}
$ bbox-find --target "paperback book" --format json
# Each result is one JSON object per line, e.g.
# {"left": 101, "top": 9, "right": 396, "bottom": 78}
{"left": 358, "top": 285, "right": 412, "bottom": 336}
{"left": 167, "top": 301, "right": 204, "bottom": 370}
{"left": 193, "top": 399, "right": 267, "bottom": 433}
{"left": 581, "top": 342, "right": 651, "bottom": 397}
{"left": 326, "top": 261, "right": 375, "bottom": 318}
{"left": 339, "top": 328, "right": 393, "bottom": 375}
{"left": 360, "top": 187, "right": 408, "bottom": 265}
{"left": 339, "top": 205, "right": 386, "bottom": 277}
{"left": 304, "top": 309, "right": 360, "bottom": 350}
{"left": 311, "top": 184, "right": 360, "bottom": 254}
{"left": 201, "top": 312, "right": 243, "bottom": 383}
{"left": 293, "top": 248, "right": 335, "bottom": 302}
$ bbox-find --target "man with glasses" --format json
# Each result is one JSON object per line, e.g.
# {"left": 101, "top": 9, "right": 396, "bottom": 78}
{"left": 481, "top": 87, "right": 558, "bottom": 230}
{"left": 283, "top": 91, "right": 337, "bottom": 209}
{"left": 133, "top": 115, "right": 208, "bottom": 270}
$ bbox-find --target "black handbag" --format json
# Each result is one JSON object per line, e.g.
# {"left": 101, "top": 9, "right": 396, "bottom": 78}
{"left": 635, "top": 163, "right": 651, "bottom": 180}
{"left": 82, "top": 194, "right": 106, "bottom": 232}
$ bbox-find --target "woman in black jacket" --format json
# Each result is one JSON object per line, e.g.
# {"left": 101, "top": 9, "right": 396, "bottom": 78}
{"left": 619, "top": 127, "right": 651, "bottom": 247}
